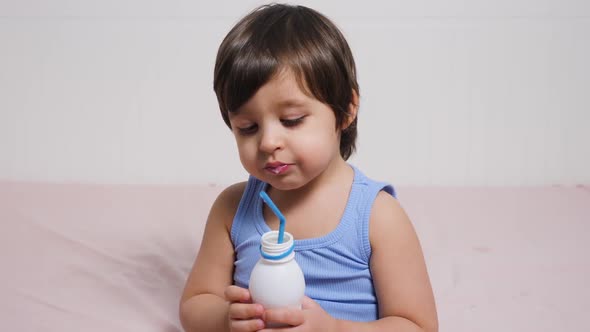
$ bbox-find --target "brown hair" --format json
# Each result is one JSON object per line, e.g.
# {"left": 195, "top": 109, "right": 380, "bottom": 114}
{"left": 213, "top": 3, "right": 359, "bottom": 160}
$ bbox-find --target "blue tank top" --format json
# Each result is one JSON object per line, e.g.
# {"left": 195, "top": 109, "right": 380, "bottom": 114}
{"left": 231, "top": 165, "right": 395, "bottom": 322}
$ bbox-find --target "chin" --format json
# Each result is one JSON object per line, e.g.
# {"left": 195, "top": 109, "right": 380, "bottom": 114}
{"left": 264, "top": 177, "right": 307, "bottom": 191}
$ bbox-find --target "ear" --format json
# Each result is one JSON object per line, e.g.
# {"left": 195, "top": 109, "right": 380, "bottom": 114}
{"left": 342, "top": 90, "right": 359, "bottom": 130}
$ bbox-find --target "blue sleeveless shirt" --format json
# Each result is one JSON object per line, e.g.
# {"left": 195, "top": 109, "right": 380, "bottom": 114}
{"left": 230, "top": 165, "right": 395, "bottom": 322}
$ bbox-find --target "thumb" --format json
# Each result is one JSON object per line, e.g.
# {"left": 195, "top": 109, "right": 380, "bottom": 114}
{"left": 301, "top": 296, "right": 320, "bottom": 310}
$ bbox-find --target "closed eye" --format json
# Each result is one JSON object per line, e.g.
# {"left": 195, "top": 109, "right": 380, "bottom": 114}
{"left": 281, "top": 116, "right": 306, "bottom": 128}
{"left": 237, "top": 124, "right": 258, "bottom": 135}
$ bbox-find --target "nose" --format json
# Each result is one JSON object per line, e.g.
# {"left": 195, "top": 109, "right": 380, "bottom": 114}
{"left": 258, "top": 124, "right": 284, "bottom": 153}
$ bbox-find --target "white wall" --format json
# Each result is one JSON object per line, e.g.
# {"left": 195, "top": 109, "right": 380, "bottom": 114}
{"left": 1, "top": 0, "right": 589, "bottom": 186}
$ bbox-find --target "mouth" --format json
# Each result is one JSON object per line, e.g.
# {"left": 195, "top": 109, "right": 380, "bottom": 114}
{"left": 264, "top": 162, "right": 291, "bottom": 175}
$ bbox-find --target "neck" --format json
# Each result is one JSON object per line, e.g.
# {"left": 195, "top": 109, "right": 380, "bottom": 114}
{"left": 268, "top": 158, "right": 353, "bottom": 210}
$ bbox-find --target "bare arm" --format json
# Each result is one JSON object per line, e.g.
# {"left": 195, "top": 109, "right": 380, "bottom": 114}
{"left": 179, "top": 182, "right": 247, "bottom": 332}
{"left": 333, "top": 192, "right": 438, "bottom": 332}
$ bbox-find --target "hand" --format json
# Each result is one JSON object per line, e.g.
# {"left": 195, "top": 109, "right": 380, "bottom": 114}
{"left": 260, "top": 296, "right": 338, "bottom": 332}
{"left": 225, "top": 285, "right": 265, "bottom": 332}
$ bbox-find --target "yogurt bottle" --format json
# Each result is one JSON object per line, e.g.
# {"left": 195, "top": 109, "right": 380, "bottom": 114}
{"left": 249, "top": 230, "right": 305, "bottom": 311}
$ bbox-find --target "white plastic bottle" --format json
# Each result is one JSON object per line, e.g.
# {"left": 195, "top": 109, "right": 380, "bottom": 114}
{"left": 249, "top": 230, "right": 305, "bottom": 311}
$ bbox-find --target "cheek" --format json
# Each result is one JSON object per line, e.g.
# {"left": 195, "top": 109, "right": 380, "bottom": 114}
{"left": 294, "top": 127, "right": 340, "bottom": 156}
{"left": 236, "top": 141, "right": 255, "bottom": 160}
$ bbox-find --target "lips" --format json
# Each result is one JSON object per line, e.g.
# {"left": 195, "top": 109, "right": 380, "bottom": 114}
{"left": 264, "top": 162, "right": 291, "bottom": 175}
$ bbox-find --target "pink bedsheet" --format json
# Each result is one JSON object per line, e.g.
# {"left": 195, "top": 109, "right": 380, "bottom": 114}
{"left": 1, "top": 181, "right": 588, "bottom": 331}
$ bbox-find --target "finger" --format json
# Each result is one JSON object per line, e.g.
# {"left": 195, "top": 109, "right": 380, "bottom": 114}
{"left": 230, "top": 318, "right": 265, "bottom": 332}
{"left": 301, "top": 296, "right": 319, "bottom": 310}
{"left": 229, "top": 302, "right": 264, "bottom": 320}
{"left": 225, "top": 285, "right": 252, "bottom": 303}
{"left": 263, "top": 307, "right": 304, "bottom": 327}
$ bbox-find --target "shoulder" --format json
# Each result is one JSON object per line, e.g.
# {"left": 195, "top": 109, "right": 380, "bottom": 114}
{"left": 216, "top": 181, "right": 248, "bottom": 206}
{"left": 208, "top": 181, "right": 248, "bottom": 230}
{"left": 368, "top": 191, "right": 414, "bottom": 246}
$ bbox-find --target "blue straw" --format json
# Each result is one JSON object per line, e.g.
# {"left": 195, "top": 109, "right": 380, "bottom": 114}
{"left": 259, "top": 191, "right": 286, "bottom": 243}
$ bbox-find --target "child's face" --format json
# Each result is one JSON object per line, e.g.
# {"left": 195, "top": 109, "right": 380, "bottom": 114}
{"left": 228, "top": 69, "right": 344, "bottom": 191}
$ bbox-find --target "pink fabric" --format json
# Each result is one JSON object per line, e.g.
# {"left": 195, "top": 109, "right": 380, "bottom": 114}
{"left": 0, "top": 181, "right": 222, "bottom": 331}
{"left": 399, "top": 186, "right": 590, "bottom": 331}
{"left": 1, "top": 181, "right": 589, "bottom": 331}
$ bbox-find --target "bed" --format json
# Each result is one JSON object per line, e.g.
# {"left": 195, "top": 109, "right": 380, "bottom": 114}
{"left": 1, "top": 180, "right": 588, "bottom": 331}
